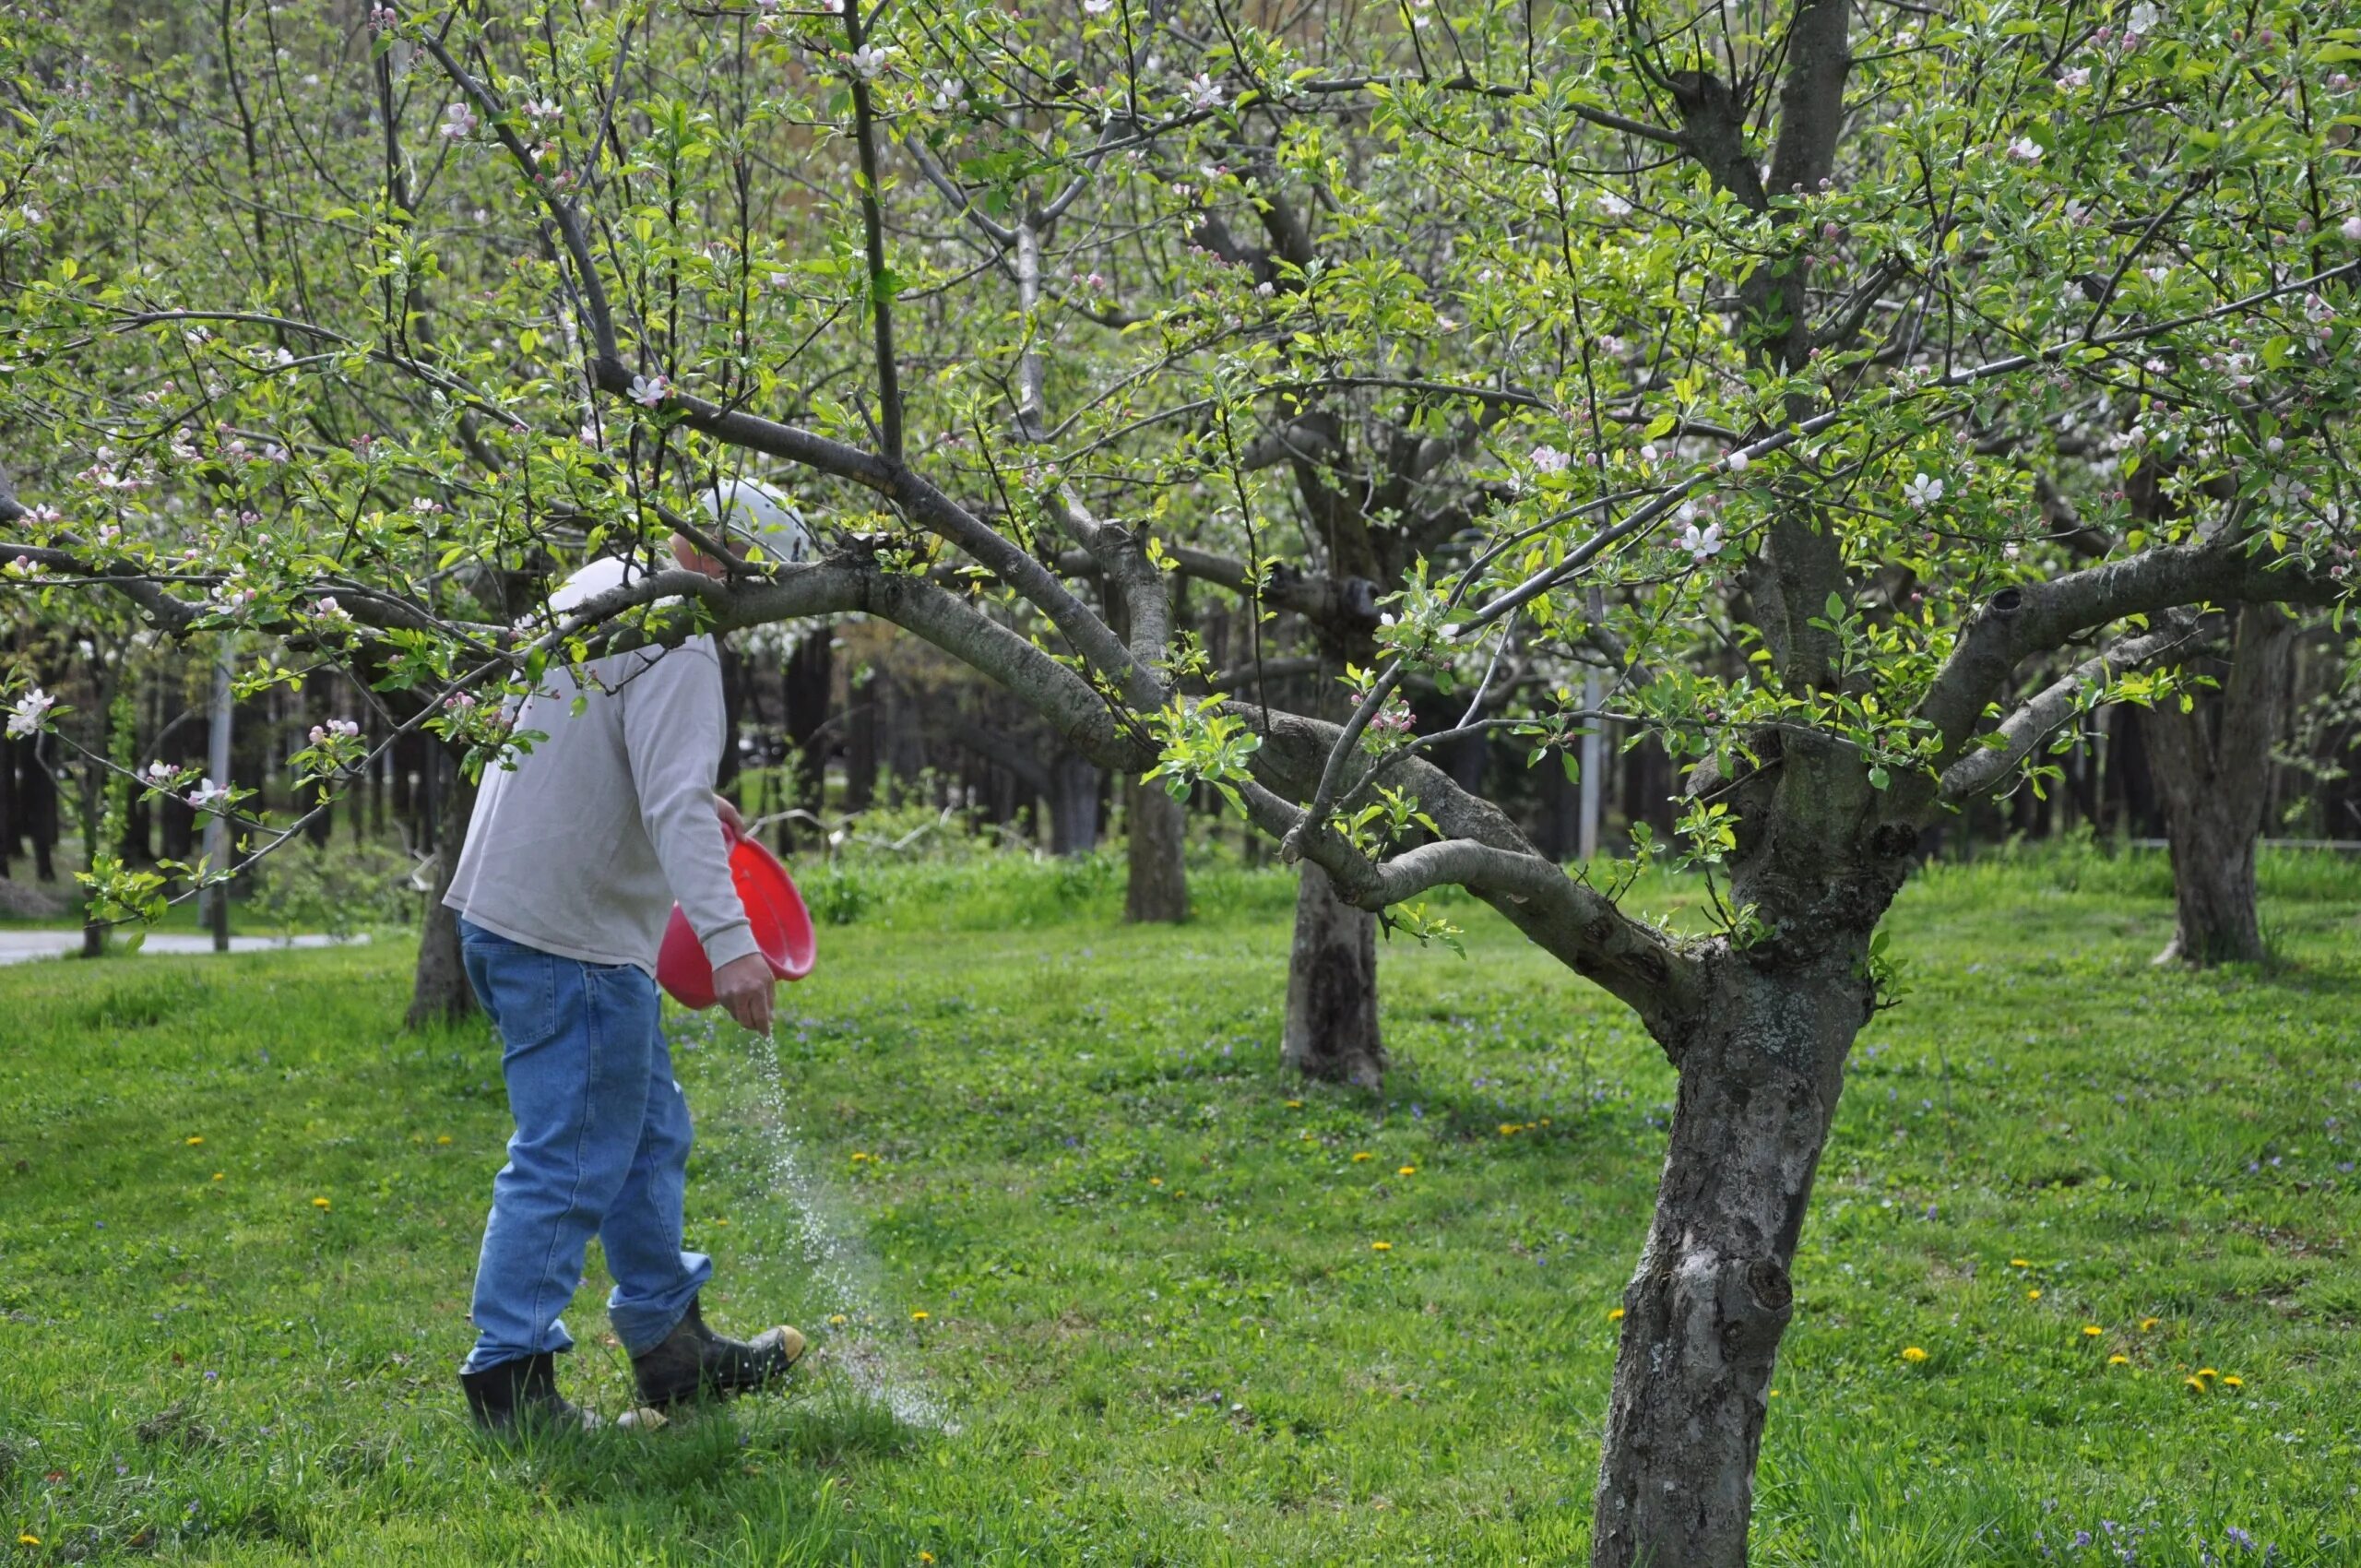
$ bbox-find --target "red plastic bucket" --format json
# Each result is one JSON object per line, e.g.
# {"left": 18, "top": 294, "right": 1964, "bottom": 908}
{"left": 656, "top": 827, "right": 816, "bottom": 1009}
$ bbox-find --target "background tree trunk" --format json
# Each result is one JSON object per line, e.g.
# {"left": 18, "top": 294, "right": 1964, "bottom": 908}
{"left": 1282, "top": 646, "right": 1385, "bottom": 1086}
{"left": 406, "top": 770, "right": 479, "bottom": 1030}
{"left": 1124, "top": 777, "right": 1188, "bottom": 922}
{"left": 2143, "top": 606, "right": 2296, "bottom": 966}
{"left": 1280, "top": 863, "right": 1384, "bottom": 1088}
{"left": 1046, "top": 752, "right": 1102, "bottom": 857}
{"left": 1590, "top": 951, "right": 1867, "bottom": 1568}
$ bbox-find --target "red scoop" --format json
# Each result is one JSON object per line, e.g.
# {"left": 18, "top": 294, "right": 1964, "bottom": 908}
{"left": 656, "top": 827, "right": 817, "bottom": 1009}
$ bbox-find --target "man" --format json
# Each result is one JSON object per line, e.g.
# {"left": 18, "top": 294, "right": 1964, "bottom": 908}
{"left": 442, "top": 482, "right": 811, "bottom": 1430}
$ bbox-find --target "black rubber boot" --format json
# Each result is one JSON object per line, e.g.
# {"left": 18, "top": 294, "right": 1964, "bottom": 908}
{"left": 459, "top": 1352, "right": 600, "bottom": 1431}
{"left": 630, "top": 1298, "right": 806, "bottom": 1408}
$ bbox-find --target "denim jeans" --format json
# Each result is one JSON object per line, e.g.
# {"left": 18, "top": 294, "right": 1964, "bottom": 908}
{"left": 457, "top": 917, "right": 712, "bottom": 1373}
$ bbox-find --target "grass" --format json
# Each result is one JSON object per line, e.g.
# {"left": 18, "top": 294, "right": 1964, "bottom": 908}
{"left": 2, "top": 849, "right": 2358, "bottom": 1565}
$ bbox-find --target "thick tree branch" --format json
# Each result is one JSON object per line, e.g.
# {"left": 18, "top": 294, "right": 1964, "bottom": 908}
{"left": 1912, "top": 541, "right": 2344, "bottom": 807}
{"left": 1935, "top": 610, "right": 2201, "bottom": 802}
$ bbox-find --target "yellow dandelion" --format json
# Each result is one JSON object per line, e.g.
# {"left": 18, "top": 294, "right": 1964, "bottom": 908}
{"left": 850, "top": 1152, "right": 871, "bottom": 1162}
{"left": 211, "top": 1172, "right": 223, "bottom": 1182}
{"left": 1370, "top": 1241, "right": 1393, "bottom": 1252}
{"left": 2082, "top": 1324, "right": 2103, "bottom": 1337}
{"left": 2026, "top": 1289, "right": 2041, "bottom": 1301}
{"left": 2139, "top": 1317, "right": 2160, "bottom": 1331}
{"left": 1499, "top": 1123, "right": 1520, "bottom": 1136}
{"left": 436, "top": 1135, "right": 452, "bottom": 1146}
{"left": 1539, "top": 1118, "right": 1552, "bottom": 1127}
{"left": 1768, "top": 1388, "right": 1779, "bottom": 1398}
{"left": 910, "top": 1311, "right": 930, "bottom": 1322}
{"left": 1352, "top": 1151, "right": 1373, "bottom": 1162}
{"left": 828, "top": 1313, "right": 848, "bottom": 1325}
{"left": 2108, "top": 1354, "right": 2131, "bottom": 1366}
{"left": 1397, "top": 1165, "right": 1418, "bottom": 1176}
{"left": 2184, "top": 1376, "right": 2207, "bottom": 1393}
{"left": 312, "top": 1196, "right": 331, "bottom": 1210}
{"left": 2195, "top": 1367, "right": 2218, "bottom": 1382}
{"left": 2010, "top": 1258, "right": 2030, "bottom": 1268}
{"left": 185, "top": 1136, "right": 204, "bottom": 1146}
{"left": 1286, "top": 1099, "right": 1305, "bottom": 1109}
{"left": 1608, "top": 1307, "right": 1625, "bottom": 1322}
{"left": 1148, "top": 1177, "right": 1163, "bottom": 1186}
{"left": 2222, "top": 1374, "right": 2244, "bottom": 1388}
{"left": 19, "top": 1535, "right": 41, "bottom": 1547}
{"left": 1901, "top": 1346, "right": 1929, "bottom": 1363}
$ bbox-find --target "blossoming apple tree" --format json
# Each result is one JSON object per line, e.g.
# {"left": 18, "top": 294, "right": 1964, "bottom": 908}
{"left": 4, "top": 0, "right": 2358, "bottom": 1562}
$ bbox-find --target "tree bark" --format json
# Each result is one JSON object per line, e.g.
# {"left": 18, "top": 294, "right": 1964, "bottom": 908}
{"left": 1124, "top": 776, "right": 1188, "bottom": 922}
{"left": 1280, "top": 862, "right": 1385, "bottom": 1088}
{"left": 406, "top": 771, "right": 479, "bottom": 1030}
{"left": 1591, "top": 948, "right": 1868, "bottom": 1568}
{"left": 2143, "top": 606, "right": 2296, "bottom": 966}
{"left": 1046, "top": 752, "right": 1102, "bottom": 857}
{"left": 781, "top": 626, "right": 835, "bottom": 846}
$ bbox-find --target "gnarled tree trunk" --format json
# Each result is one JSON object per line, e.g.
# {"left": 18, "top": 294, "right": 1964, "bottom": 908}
{"left": 406, "top": 771, "right": 478, "bottom": 1029}
{"left": 2143, "top": 605, "right": 2296, "bottom": 966}
{"left": 1592, "top": 945, "right": 1871, "bottom": 1568}
{"left": 1281, "top": 861, "right": 1384, "bottom": 1088}
{"left": 1124, "top": 777, "right": 1188, "bottom": 922}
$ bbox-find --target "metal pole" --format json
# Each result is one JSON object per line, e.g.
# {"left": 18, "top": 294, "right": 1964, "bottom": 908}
{"left": 205, "top": 653, "right": 232, "bottom": 952}
{"left": 1577, "top": 588, "right": 1605, "bottom": 863}
{"left": 1578, "top": 669, "right": 1603, "bottom": 863}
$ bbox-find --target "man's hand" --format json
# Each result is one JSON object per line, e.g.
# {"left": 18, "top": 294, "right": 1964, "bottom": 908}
{"left": 712, "top": 953, "right": 776, "bottom": 1037}
{"left": 713, "top": 792, "right": 746, "bottom": 838}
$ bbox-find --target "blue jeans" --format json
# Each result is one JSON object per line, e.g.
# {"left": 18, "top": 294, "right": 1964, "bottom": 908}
{"left": 457, "top": 918, "right": 712, "bottom": 1372}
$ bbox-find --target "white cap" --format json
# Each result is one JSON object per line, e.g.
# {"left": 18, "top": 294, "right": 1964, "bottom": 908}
{"left": 701, "top": 477, "right": 813, "bottom": 566}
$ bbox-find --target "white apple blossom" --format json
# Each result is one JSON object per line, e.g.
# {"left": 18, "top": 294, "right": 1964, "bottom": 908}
{"left": 1726, "top": 448, "right": 1751, "bottom": 473}
{"left": 2342, "top": 215, "right": 2361, "bottom": 243}
{"left": 6, "top": 686, "right": 55, "bottom": 739}
{"left": 2127, "top": 2, "right": 2159, "bottom": 37}
{"left": 440, "top": 102, "right": 478, "bottom": 139}
{"left": 1185, "top": 73, "right": 1224, "bottom": 110}
{"left": 2057, "top": 66, "right": 2091, "bottom": 91}
{"left": 2007, "top": 136, "right": 2044, "bottom": 162}
{"left": 848, "top": 44, "right": 895, "bottom": 80}
{"left": 628, "top": 373, "right": 673, "bottom": 407}
{"left": 1596, "top": 192, "right": 1633, "bottom": 218}
{"left": 1679, "top": 521, "right": 1725, "bottom": 564}
{"left": 1529, "top": 445, "right": 1571, "bottom": 474}
{"left": 185, "top": 778, "right": 230, "bottom": 812}
{"left": 1904, "top": 472, "right": 1945, "bottom": 509}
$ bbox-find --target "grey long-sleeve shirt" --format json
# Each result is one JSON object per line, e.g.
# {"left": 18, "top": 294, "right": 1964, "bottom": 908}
{"left": 443, "top": 631, "right": 760, "bottom": 977}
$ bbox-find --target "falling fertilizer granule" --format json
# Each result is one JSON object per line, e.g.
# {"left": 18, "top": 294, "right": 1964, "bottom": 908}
{"left": 746, "top": 1028, "right": 955, "bottom": 1432}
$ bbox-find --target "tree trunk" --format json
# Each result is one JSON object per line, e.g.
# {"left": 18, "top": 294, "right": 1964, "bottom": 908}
{"left": 406, "top": 771, "right": 479, "bottom": 1030}
{"left": 782, "top": 627, "right": 835, "bottom": 846}
{"left": 1046, "top": 752, "right": 1102, "bottom": 857}
{"left": 1124, "top": 777, "right": 1189, "bottom": 922}
{"left": 1281, "top": 862, "right": 1385, "bottom": 1088}
{"left": 2143, "top": 606, "right": 2296, "bottom": 966}
{"left": 1590, "top": 949, "right": 1868, "bottom": 1568}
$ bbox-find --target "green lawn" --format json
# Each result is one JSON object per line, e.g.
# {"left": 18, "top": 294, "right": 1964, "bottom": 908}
{"left": 4, "top": 852, "right": 2358, "bottom": 1566}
